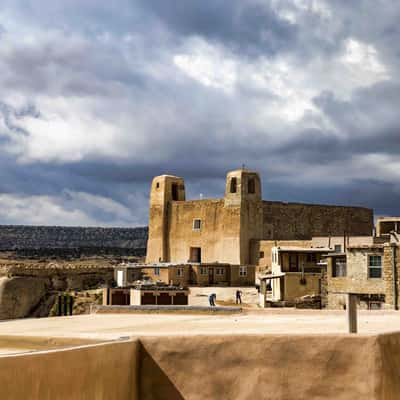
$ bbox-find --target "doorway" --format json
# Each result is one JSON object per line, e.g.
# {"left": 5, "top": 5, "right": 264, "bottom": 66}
{"left": 208, "top": 268, "right": 214, "bottom": 285}
{"left": 190, "top": 247, "right": 201, "bottom": 263}
{"left": 289, "top": 254, "right": 298, "bottom": 272}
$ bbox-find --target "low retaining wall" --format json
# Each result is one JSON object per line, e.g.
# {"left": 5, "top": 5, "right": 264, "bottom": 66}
{"left": 93, "top": 305, "right": 242, "bottom": 314}
{"left": 1, "top": 333, "right": 400, "bottom": 399}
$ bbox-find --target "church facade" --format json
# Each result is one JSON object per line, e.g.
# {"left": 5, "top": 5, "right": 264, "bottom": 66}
{"left": 146, "top": 169, "right": 373, "bottom": 267}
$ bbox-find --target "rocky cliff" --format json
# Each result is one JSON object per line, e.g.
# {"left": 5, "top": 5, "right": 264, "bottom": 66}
{"left": 0, "top": 225, "right": 148, "bottom": 257}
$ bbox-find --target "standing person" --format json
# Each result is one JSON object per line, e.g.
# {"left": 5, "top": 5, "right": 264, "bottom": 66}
{"left": 236, "top": 289, "right": 242, "bottom": 304}
{"left": 209, "top": 293, "right": 216, "bottom": 307}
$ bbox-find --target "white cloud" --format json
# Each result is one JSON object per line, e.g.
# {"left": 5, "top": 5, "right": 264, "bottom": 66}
{"left": 272, "top": 0, "right": 332, "bottom": 24}
{"left": 0, "top": 193, "right": 98, "bottom": 226}
{"left": 9, "top": 97, "right": 122, "bottom": 163}
{"left": 173, "top": 38, "right": 237, "bottom": 93}
{"left": 339, "top": 38, "right": 389, "bottom": 87}
{"left": 0, "top": 190, "right": 140, "bottom": 226}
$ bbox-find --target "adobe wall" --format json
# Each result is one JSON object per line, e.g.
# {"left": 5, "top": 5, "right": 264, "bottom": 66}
{"left": 283, "top": 273, "right": 321, "bottom": 302}
{"left": 139, "top": 335, "right": 384, "bottom": 399}
{"left": 0, "top": 340, "right": 140, "bottom": 400}
{"left": 167, "top": 199, "right": 241, "bottom": 264}
{"left": 263, "top": 201, "right": 373, "bottom": 240}
{"left": 2, "top": 333, "right": 400, "bottom": 399}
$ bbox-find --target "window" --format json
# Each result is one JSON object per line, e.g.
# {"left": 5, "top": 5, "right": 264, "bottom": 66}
{"left": 239, "top": 266, "right": 247, "bottom": 276}
{"left": 156, "top": 182, "right": 160, "bottom": 189}
{"left": 334, "top": 244, "right": 342, "bottom": 253}
{"left": 193, "top": 219, "right": 201, "bottom": 230}
{"left": 154, "top": 267, "right": 160, "bottom": 276}
{"left": 200, "top": 267, "right": 208, "bottom": 275}
{"left": 368, "top": 255, "right": 382, "bottom": 278}
{"left": 176, "top": 267, "right": 184, "bottom": 277}
{"left": 369, "top": 302, "right": 382, "bottom": 310}
{"left": 332, "top": 257, "right": 347, "bottom": 277}
{"left": 248, "top": 178, "right": 255, "bottom": 194}
{"left": 171, "top": 183, "right": 178, "bottom": 200}
{"left": 216, "top": 268, "right": 224, "bottom": 276}
{"left": 306, "top": 253, "right": 317, "bottom": 263}
{"left": 230, "top": 177, "right": 237, "bottom": 193}
{"left": 259, "top": 251, "right": 264, "bottom": 259}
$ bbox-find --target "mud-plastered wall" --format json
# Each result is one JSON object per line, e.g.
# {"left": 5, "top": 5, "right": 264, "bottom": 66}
{"left": 0, "top": 340, "right": 140, "bottom": 400}
{"left": 2, "top": 333, "right": 400, "bottom": 399}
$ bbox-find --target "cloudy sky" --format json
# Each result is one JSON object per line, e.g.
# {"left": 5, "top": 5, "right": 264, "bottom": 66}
{"left": 0, "top": 0, "right": 399, "bottom": 226}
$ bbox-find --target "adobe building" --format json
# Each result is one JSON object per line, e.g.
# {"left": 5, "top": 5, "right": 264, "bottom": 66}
{"left": 267, "top": 246, "right": 330, "bottom": 304}
{"left": 146, "top": 169, "right": 373, "bottom": 271}
{"left": 114, "top": 262, "right": 255, "bottom": 287}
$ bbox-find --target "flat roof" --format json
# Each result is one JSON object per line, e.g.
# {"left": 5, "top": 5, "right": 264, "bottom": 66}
{"left": 259, "top": 273, "right": 285, "bottom": 280}
{"left": 377, "top": 217, "right": 400, "bottom": 221}
{"left": 276, "top": 246, "right": 331, "bottom": 253}
{"left": 1, "top": 310, "right": 400, "bottom": 350}
{"left": 118, "top": 263, "right": 237, "bottom": 268}
{"left": 347, "top": 244, "right": 384, "bottom": 250}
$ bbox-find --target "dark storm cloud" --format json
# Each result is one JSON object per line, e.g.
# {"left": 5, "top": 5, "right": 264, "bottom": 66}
{"left": 277, "top": 81, "right": 400, "bottom": 165}
{"left": 0, "top": 0, "right": 399, "bottom": 225}
{"left": 139, "top": 1, "right": 298, "bottom": 57}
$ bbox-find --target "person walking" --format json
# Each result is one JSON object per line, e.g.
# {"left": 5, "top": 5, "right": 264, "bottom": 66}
{"left": 209, "top": 293, "right": 216, "bottom": 307}
{"left": 236, "top": 289, "right": 242, "bottom": 304}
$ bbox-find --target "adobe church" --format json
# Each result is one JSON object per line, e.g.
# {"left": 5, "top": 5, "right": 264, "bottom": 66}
{"left": 146, "top": 169, "right": 373, "bottom": 266}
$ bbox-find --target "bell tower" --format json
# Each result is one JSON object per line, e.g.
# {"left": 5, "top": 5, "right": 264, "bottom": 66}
{"left": 224, "top": 169, "right": 262, "bottom": 206}
{"left": 146, "top": 175, "right": 185, "bottom": 263}
{"left": 223, "top": 169, "right": 263, "bottom": 264}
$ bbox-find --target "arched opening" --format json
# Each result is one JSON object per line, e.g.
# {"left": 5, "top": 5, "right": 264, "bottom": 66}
{"left": 248, "top": 178, "right": 255, "bottom": 194}
{"left": 171, "top": 183, "right": 179, "bottom": 200}
{"left": 230, "top": 177, "right": 237, "bottom": 193}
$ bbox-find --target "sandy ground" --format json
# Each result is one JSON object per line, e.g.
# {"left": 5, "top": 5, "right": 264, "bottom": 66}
{"left": 1, "top": 308, "right": 400, "bottom": 354}
{"left": 189, "top": 286, "right": 258, "bottom": 306}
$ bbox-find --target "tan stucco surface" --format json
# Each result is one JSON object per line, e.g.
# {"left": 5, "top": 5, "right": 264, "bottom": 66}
{"left": 0, "top": 340, "right": 140, "bottom": 400}
{"left": 1, "top": 310, "right": 400, "bottom": 343}
{"left": 1, "top": 311, "right": 400, "bottom": 399}
{"left": 1, "top": 330, "right": 400, "bottom": 399}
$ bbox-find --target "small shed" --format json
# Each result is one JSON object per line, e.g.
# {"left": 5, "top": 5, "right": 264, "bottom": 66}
{"left": 130, "top": 284, "right": 189, "bottom": 306}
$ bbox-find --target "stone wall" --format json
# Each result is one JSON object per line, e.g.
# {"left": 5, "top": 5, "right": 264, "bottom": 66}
{"left": 263, "top": 201, "right": 373, "bottom": 240}
{"left": 383, "top": 243, "right": 400, "bottom": 308}
{"left": 0, "top": 225, "right": 148, "bottom": 257}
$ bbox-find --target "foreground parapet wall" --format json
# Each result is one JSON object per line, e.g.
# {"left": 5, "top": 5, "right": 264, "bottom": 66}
{"left": 1, "top": 333, "right": 400, "bottom": 399}
{"left": 0, "top": 340, "right": 140, "bottom": 400}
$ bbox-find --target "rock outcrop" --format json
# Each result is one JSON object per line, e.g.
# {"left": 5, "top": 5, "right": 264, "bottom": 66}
{"left": 0, "top": 277, "right": 47, "bottom": 319}
{"left": 0, "top": 261, "right": 115, "bottom": 320}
